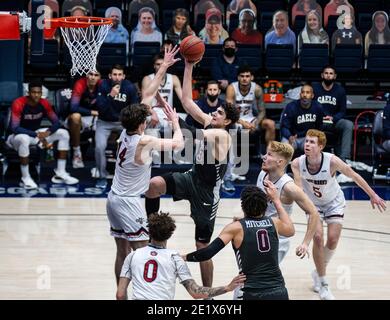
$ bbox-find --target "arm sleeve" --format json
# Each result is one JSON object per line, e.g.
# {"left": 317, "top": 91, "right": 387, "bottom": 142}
{"left": 280, "top": 105, "right": 293, "bottom": 139}
{"left": 333, "top": 87, "right": 347, "bottom": 123}
{"left": 70, "top": 79, "right": 92, "bottom": 116}
{"left": 42, "top": 100, "right": 61, "bottom": 133}
{"left": 186, "top": 237, "right": 225, "bottom": 262}
{"left": 10, "top": 99, "right": 37, "bottom": 137}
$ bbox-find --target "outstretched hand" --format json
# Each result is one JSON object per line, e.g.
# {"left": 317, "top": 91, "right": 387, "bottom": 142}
{"left": 156, "top": 92, "right": 178, "bottom": 124}
{"left": 371, "top": 194, "right": 386, "bottom": 213}
{"left": 163, "top": 44, "right": 181, "bottom": 68}
{"left": 226, "top": 273, "right": 246, "bottom": 291}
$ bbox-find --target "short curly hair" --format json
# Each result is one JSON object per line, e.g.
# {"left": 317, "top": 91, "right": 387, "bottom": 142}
{"left": 222, "top": 102, "right": 240, "bottom": 129}
{"left": 120, "top": 103, "right": 150, "bottom": 132}
{"left": 240, "top": 186, "right": 268, "bottom": 218}
{"left": 148, "top": 212, "right": 176, "bottom": 242}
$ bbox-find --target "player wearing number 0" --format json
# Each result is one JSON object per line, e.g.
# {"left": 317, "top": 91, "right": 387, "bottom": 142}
{"left": 291, "top": 129, "right": 387, "bottom": 300}
{"left": 107, "top": 45, "right": 184, "bottom": 284}
{"left": 183, "top": 185, "right": 294, "bottom": 300}
{"left": 116, "top": 212, "right": 246, "bottom": 300}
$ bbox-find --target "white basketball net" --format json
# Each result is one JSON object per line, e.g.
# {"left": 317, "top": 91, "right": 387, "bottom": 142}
{"left": 60, "top": 23, "right": 112, "bottom": 76}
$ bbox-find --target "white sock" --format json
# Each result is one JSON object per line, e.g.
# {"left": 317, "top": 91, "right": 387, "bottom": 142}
{"left": 73, "top": 146, "right": 81, "bottom": 156}
{"left": 21, "top": 164, "right": 30, "bottom": 178}
{"left": 324, "top": 246, "right": 336, "bottom": 267}
{"left": 319, "top": 276, "right": 328, "bottom": 286}
{"left": 56, "top": 159, "right": 66, "bottom": 174}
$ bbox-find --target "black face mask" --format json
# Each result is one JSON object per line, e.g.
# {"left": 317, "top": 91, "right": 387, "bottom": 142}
{"left": 223, "top": 48, "right": 236, "bottom": 57}
{"left": 323, "top": 79, "right": 334, "bottom": 86}
{"left": 207, "top": 94, "right": 219, "bottom": 102}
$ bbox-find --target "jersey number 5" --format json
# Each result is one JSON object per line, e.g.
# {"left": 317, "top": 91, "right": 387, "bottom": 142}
{"left": 313, "top": 186, "right": 322, "bottom": 198}
{"left": 256, "top": 229, "right": 271, "bottom": 252}
{"left": 143, "top": 260, "right": 158, "bottom": 282}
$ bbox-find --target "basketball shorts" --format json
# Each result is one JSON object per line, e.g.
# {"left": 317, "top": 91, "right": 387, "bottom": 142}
{"left": 314, "top": 191, "right": 346, "bottom": 225}
{"left": 64, "top": 115, "right": 96, "bottom": 132}
{"left": 106, "top": 191, "right": 149, "bottom": 242}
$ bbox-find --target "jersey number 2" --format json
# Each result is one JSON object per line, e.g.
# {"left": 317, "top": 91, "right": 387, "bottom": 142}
{"left": 256, "top": 229, "right": 271, "bottom": 252}
{"left": 143, "top": 260, "right": 158, "bottom": 282}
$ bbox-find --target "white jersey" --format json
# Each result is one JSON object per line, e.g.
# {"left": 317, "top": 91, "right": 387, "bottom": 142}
{"left": 111, "top": 130, "right": 151, "bottom": 197}
{"left": 256, "top": 170, "right": 294, "bottom": 218}
{"left": 298, "top": 152, "right": 345, "bottom": 206}
{"left": 120, "top": 245, "right": 193, "bottom": 300}
{"left": 149, "top": 73, "right": 174, "bottom": 107}
{"left": 232, "top": 81, "right": 257, "bottom": 123}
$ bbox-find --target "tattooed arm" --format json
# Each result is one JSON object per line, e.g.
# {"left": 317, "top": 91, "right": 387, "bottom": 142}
{"left": 181, "top": 274, "right": 246, "bottom": 299}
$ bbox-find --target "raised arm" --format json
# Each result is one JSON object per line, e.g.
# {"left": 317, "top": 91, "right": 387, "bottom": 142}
{"left": 183, "top": 60, "right": 212, "bottom": 127}
{"left": 291, "top": 158, "right": 302, "bottom": 188}
{"left": 255, "top": 84, "right": 265, "bottom": 123}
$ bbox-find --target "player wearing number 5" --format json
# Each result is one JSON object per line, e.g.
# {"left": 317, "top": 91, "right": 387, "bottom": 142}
{"left": 291, "top": 129, "right": 386, "bottom": 300}
{"left": 184, "top": 185, "right": 295, "bottom": 300}
{"left": 117, "top": 212, "right": 246, "bottom": 300}
{"left": 107, "top": 46, "right": 184, "bottom": 285}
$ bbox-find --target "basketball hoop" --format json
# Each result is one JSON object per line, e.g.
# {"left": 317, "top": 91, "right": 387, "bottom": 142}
{"left": 44, "top": 16, "right": 112, "bottom": 76}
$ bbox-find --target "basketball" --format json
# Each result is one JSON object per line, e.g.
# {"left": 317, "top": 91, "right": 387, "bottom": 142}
{"left": 179, "top": 35, "right": 205, "bottom": 63}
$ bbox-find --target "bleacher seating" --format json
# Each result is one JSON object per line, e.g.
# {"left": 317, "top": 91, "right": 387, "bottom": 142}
{"left": 97, "top": 42, "right": 128, "bottom": 73}
{"left": 29, "top": 39, "right": 59, "bottom": 71}
{"left": 299, "top": 43, "right": 329, "bottom": 74}
{"left": 265, "top": 44, "right": 295, "bottom": 74}
{"left": 367, "top": 45, "right": 390, "bottom": 75}
{"left": 236, "top": 44, "right": 262, "bottom": 74}
{"left": 333, "top": 44, "right": 363, "bottom": 76}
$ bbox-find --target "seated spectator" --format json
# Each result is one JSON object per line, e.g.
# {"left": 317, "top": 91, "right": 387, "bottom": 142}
{"left": 331, "top": 13, "right": 362, "bottom": 52}
{"left": 128, "top": 0, "right": 159, "bottom": 24}
{"left": 364, "top": 11, "right": 390, "bottom": 57}
{"left": 298, "top": 10, "right": 329, "bottom": 54}
{"left": 265, "top": 10, "right": 296, "bottom": 53}
{"left": 211, "top": 37, "right": 246, "bottom": 91}
{"left": 198, "top": 8, "right": 229, "bottom": 44}
{"left": 383, "top": 101, "right": 390, "bottom": 152}
{"left": 194, "top": 0, "right": 225, "bottom": 25}
{"left": 66, "top": 70, "right": 101, "bottom": 169}
{"left": 165, "top": 8, "right": 195, "bottom": 45}
{"left": 292, "top": 0, "right": 322, "bottom": 26}
{"left": 231, "top": 8, "right": 263, "bottom": 45}
{"left": 226, "top": 0, "right": 257, "bottom": 28}
{"left": 6, "top": 81, "right": 79, "bottom": 189}
{"left": 280, "top": 84, "right": 324, "bottom": 152}
{"left": 130, "top": 7, "right": 162, "bottom": 47}
{"left": 61, "top": 0, "right": 92, "bottom": 16}
{"left": 104, "top": 7, "right": 129, "bottom": 44}
{"left": 324, "top": 0, "right": 354, "bottom": 27}
{"left": 70, "top": 5, "right": 88, "bottom": 16}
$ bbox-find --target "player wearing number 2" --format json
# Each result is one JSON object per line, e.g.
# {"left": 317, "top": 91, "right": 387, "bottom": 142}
{"left": 117, "top": 212, "right": 246, "bottom": 300}
{"left": 291, "top": 129, "right": 386, "bottom": 300}
{"left": 106, "top": 45, "right": 184, "bottom": 284}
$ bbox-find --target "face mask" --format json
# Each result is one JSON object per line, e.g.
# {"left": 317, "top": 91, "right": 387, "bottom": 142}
{"left": 323, "top": 79, "right": 334, "bottom": 86}
{"left": 223, "top": 48, "right": 236, "bottom": 57}
{"left": 207, "top": 94, "right": 219, "bottom": 102}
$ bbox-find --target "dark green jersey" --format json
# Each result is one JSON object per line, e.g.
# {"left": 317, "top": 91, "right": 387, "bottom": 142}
{"left": 233, "top": 217, "right": 285, "bottom": 291}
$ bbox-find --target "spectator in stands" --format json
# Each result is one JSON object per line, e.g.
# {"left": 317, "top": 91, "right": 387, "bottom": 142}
{"left": 130, "top": 7, "right": 162, "bottom": 48}
{"left": 199, "top": 8, "right": 229, "bottom": 44}
{"left": 104, "top": 7, "right": 129, "bottom": 44}
{"left": 331, "top": 13, "right": 362, "bottom": 52}
{"left": 165, "top": 8, "right": 195, "bottom": 45}
{"left": 70, "top": 5, "right": 87, "bottom": 16}
{"left": 185, "top": 80, "right": 224, "bottom": 129}
{"left": 6, "top": 81, "right": 79, "bottom": 189}
{"left": 95, "top": 64, "right": 138, "bottom": 188}
{"left": 231, "top": 8, "right": 263, "bottom": 45}
{"left": 298, "top": 10, "right": 329, "bottom": 54}
{"left": 292, "top": 0, "right": 322, "bottom": 26}
{"left": 280, "top": 84, "right": 324, "bottom": 152}
{"left": 194, "top": 0, "right": 225, "bottom": 25}
{"left": 211, "top": 37, "right": 245, "bottom": 91}
{"left": 364, "top": 11, "right": 390, "bottom": 57}
{"left": 383, "top": 101, "right": 390, "bottom": 152}
{"left": 265, "top": 11, "right": 296, "bottom": 54}
{"left": 67, "top": 70, "right": 101, "bottom": 169}
{"left": 128, "top": 0, "right": 159, "bottom": 24}
{"left": 226, "top": 0, "right": 257, "bottom": 28}
{"left": 324, "top": 0, "right": 354, "bottom": 28}
{"left": 312, "top": 66, "right": 353, "bottom": 164}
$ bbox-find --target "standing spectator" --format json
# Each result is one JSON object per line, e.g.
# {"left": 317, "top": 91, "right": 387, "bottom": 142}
{"left": 226, "top": 0, "right": 257, "bottom": 28}
{"left": 312, "top": 66, "right": 353, "bottom": 168}
{"left": 128, "top": 0, "right": 159, "bottom": 24}
{"left": 185, "top": 80, "right": 224, "bottom": 129}
{"left": 130, "top": 7, "right": 162, "bottom": 48}
{"left": 95, "top": 64, "right": 138, "bottom": 188}
{"left": 265, "top": 11, "right": 296, "bottom": 54}
{"left": 280, "top": 84, "right": 324, "bottom": 152}
{"left": 231, "top": 8, "right": 263, "bottom": 45}
{"left": 383, "top": 102, "right": 390, "bottom": 152}
{"left": 331, "top": 13, "right": 362, "bottom": 52}
{"left": 104, "top": 7, "right": 129, "bottom": 44}
{"left": 298, "top": 10, "right": 329, "bottom": 54}
{"left": 198, "top": 8, "right": 229, "bottom": 44}
{"left": 292, "top": 0, "right": 322, "bottom": 26}
{"left": 324, "top": 0, "right": 354, "bottom": 27}
{"left": 67, "top": 70, "right": 101, "bottom": 169}
{"left": 364, "top": 11, "right": 390, "bottom": 57}
{"left": 211, "top": 38, "right": 245, "bottom": 91}
{"left": 165, "top": 8, "right": 195, "bottom": 45}
{"left": 6, "top": 82, "right": 78, "bottom": 189}
{"left": 193, "top": 0, "right": 224, "bottom": 25}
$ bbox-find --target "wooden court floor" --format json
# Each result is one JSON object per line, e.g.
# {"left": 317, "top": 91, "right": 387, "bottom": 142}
{"left": 0, "top": 198, "right": 389, "bottom": 300}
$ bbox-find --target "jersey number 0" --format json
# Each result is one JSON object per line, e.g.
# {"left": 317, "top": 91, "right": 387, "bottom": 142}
{"left": 143, "top": 260, "right": 158, "bottom": 282}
